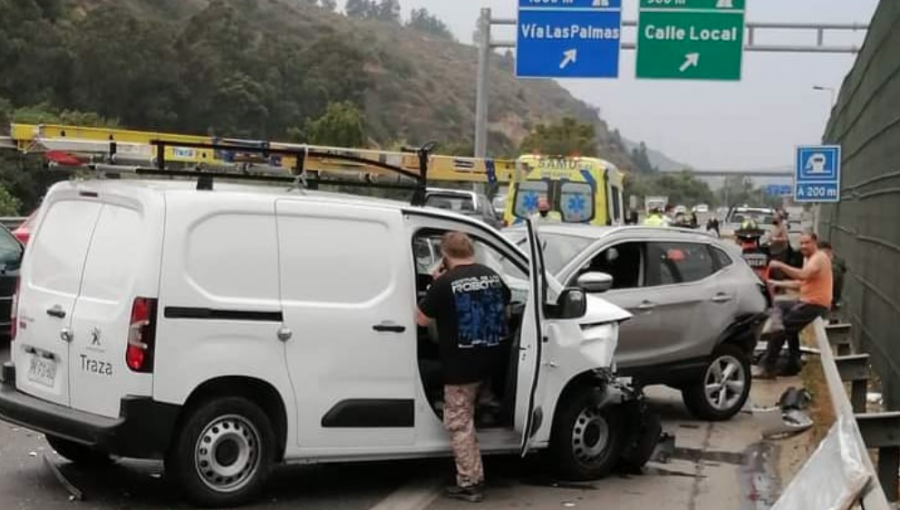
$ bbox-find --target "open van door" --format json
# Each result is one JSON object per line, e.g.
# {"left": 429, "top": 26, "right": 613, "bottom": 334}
{"left": 514, "top": 219, "right": 549, "bottom": 456}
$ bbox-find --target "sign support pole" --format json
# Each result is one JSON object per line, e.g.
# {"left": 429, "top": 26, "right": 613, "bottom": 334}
{"left": 475, "top": 8, "right": 492, "bottom": 159}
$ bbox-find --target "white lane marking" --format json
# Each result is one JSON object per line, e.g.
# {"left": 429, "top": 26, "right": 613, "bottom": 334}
{"left": 369, "top": 476, "right": 442, "bottom": 510}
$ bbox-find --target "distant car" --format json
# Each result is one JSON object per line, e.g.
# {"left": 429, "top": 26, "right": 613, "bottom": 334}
{"left": 12, "top": 211, "right": 37, "bottom": 245}
{"left": 674, "top": 205, "right": 688, "bottom": 215}
{"left": 693, "top": 204, "right": 710, "bottom": 214}
{"left": 424, "top": 188, "right": 503, "bottom": 229}
{"left": 721, "top": 206, "right": 776, "bottom": 239}
{"left": 506, "top": 225, "right": 768, "bottom": 421}
{"left": 0, "top": 225, "right": 23, "bottom": 339}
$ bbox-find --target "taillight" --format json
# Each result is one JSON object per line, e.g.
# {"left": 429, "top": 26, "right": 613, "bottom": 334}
{"left": 126, "top": 297, "right": 157, "bottom": 373}
{"left": 10, "top": 278, "right": 19, "bottom": 340}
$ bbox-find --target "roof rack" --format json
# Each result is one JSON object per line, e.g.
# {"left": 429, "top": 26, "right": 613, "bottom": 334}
{"left": 1, "top": 123, "right": 528, "bottom": 204}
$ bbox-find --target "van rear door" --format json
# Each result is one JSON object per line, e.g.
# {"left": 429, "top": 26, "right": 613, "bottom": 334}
{"left": 14, "top": 197, "right": 103, "bottom": 406}
{"left": 68, "top": 197, "right": 160, "bottom": 418}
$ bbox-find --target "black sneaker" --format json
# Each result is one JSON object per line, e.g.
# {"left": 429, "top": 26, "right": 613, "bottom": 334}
{"left": 445, "top": 483, "right": 485, "bottom": 503}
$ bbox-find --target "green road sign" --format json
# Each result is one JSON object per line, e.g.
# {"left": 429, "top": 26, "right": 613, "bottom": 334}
{"left": 637, "top": 0, "right": 746, "bottom": 80}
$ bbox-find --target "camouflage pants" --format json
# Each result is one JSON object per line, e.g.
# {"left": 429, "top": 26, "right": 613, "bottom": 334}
{"left": 444, "top": 383, "right": 484, "bottom": 487}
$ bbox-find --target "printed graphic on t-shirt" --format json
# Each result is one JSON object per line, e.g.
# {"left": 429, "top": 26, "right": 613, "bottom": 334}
{"left": 451, "top": 275, "right": 508, "bottom": 348}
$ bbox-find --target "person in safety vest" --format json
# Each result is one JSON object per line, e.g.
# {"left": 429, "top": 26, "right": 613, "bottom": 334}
{"left": 644, "top": 207, "right": 666, "bottom": 226}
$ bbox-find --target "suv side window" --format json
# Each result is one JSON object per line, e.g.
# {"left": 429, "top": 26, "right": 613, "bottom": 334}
{"left": 582, "top": 242, "right": 643, "bottom": 290}
{"left": 646, "top": 242, "right": 716, "bottom": 286}
{"left": 711, "top": 246, "right": 733, "bottom": 270}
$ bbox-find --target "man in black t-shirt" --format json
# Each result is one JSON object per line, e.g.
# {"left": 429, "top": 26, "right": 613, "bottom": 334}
{"left": 417, "top": 231, "right": 511, "bottom": 503}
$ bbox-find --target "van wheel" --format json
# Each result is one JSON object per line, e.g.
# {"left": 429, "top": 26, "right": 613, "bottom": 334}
{"left": 682, "top": 344, "right": 751, "bottom": 421}
{"left": 548, "top": 387, "right": 626, "bottom": 481}
{"left": 166, "top": 397, "right": 276, "bottom": 508}
{"left": 45, "top": 435, "right": 113, "bottom": 467}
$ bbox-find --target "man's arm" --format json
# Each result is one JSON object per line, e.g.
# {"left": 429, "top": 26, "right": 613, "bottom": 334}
{"left": 416, "top": 308, "right": 433, "bottom": 327}
{"left": 775, "top": 255, "right": 824, "bottom": 281}
{"left": 769, "top": 279, "right": 801, "bottom": 290}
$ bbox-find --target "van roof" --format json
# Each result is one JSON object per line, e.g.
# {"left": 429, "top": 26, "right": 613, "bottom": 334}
{"left": 48, "top": 178, "right": 482, "bottom": 224}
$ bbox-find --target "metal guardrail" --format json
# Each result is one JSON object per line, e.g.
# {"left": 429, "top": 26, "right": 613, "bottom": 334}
{"left": 0, "top": 217, "right": 26, "bottom": 231}
{"left": 814, "top": 318, "right": 898, "bottom": 508}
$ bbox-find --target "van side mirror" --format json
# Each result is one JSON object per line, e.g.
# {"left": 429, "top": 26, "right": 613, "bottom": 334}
{"left": 549, "top": 288, "right": 587, "bottom": 320}
{"left": 577, "top": 272, "right": 613, "bottom": 294}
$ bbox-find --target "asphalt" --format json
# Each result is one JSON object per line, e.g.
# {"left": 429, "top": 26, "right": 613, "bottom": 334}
{"left": 0, "top": 345, "right": 805, "bottom": 510}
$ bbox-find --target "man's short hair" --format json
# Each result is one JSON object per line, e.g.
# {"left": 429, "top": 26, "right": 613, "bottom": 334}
{"left": 441, "top": 231, "right": 475, "bottom": 260}
{"left": 801, "top": 230, "right": 818, "bottom": 242}
{"left": 819, "top": 240, "right": 833, "bottom": 250}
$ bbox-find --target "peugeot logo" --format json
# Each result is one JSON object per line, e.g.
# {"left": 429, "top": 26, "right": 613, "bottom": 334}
{"left": 91, "top": 327, "right": 101, "bottom": 347}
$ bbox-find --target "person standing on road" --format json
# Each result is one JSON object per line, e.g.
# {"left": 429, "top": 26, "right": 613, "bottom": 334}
{"left": 416, "top": 232, "right": 511, "bottom": 503}
{"left": 644, "top": 207, "right": 665, "bottom": 226}
{"left": 530, "top": 196, "right": 561, "bottom": 223}
{"left": 819, "top": 241, "right": 846, "bottom": 312}
{"left": 758, "top": 232, "right": 833, "bottom": 378}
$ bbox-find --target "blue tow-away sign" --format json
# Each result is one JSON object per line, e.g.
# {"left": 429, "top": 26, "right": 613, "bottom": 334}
{"left": 794, "top": 145, "right": 841, "bottom": 203}
{"left": 516, "top": 0, "right": 623, "bottom": 79}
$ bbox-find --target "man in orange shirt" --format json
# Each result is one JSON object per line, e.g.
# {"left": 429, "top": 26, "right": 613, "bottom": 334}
{"left": 758, "top": 232, "right": 833, "bottom": 378}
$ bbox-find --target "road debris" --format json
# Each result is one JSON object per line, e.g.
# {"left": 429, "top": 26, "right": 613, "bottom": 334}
{"left": 41, "top": 453, "right": 84, "bottom": 501}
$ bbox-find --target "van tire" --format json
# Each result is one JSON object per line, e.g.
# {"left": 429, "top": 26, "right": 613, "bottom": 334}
{"left": 166, "top": 396, "right": 276, "bottom": 508}
{"left": 548, "top": 387, "right": 626, "bottom": 481}
{"left": 682, "top": 344, "right": 751, "bottom": 421}
{"left": 45, "top": 435, "right": 113, "bottom": 467}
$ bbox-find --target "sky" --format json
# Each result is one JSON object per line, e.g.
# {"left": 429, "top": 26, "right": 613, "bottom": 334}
{"left": 340, "top": 0, "right": 878, "bottom": 171}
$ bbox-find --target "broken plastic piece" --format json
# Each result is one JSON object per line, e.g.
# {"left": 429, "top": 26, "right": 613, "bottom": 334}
{"left": 42, "top": 453, "right": 84, "bottom": 501}
{"left": 755, "top": 407, "right": 814, "bottom": 438}
{"left": 649, "top": 433, "right": 677, "bottom": 464}
{"left": 779, "top": 387, "right": 813, "bottom": 411}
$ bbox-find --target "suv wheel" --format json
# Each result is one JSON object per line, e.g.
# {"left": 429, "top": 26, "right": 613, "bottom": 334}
{"left": 166, "top": 396, "right": 276, "bottom": 508}
{"left": 548, "top": 387, "right": 626, "bottom": 480}
{"left": 682, "top": 344, "right": 751, "bottom": 421}
{"left": 45, "top": 435, "right": 113, "bottom": 467}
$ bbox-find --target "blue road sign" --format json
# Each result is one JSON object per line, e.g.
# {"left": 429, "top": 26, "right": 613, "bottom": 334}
{"left": 766, "top": 184, "right": 792, "bottom": 198}
{"left": 794, "top": 145, "right": 841, "bottom": 203}
{"left": 516, "top": 0, "right": 622, "bottom": 79}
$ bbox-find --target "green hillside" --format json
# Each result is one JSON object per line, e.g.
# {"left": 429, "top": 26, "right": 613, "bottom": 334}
{"left": 1, "top": 0, "right": 655, "bottom": 195}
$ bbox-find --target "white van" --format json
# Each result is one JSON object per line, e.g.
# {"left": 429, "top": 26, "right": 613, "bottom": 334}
{"left": 0, "top": 179, "right": 654, "bottom": 507}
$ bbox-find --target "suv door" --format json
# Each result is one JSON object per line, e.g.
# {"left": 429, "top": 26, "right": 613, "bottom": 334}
{"left": 644, "top": 241, "right": 723, "bottom": 363}
{"left": 276, "top": 201, "right": 416, "bottom": 452}
{"left": 574, "top": 241, "right": 662, "bottom": 368}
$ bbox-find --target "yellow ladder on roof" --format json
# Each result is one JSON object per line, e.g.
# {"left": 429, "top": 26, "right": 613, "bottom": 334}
{"left": 7, "top": 123, "right": 521, "bottom": 184}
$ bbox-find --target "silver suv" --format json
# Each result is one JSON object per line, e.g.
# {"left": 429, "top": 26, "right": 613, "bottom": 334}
{"left": 507, "top": 225, "right": 768, "bottom": 421}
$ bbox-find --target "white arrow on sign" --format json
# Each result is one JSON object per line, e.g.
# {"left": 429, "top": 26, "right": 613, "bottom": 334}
{"left": 559, "top": 49, "right": 578, "bottom": 70}
{"left": 679, "top": 52, "right": 700, "bottom": 72}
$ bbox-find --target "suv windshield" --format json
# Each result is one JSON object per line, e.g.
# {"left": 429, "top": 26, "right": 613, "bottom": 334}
{"left": 507, "top": 231, "right": 592, "bottom": 276}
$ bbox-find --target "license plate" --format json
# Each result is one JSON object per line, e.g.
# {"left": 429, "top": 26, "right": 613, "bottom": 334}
{"left": 28, "top": 357, "right": 57, "bottom": 388}
{"left": 743, "top": 254, "right": 768, "bottom": 268}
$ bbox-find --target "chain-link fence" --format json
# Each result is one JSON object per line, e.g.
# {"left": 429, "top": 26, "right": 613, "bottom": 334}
{"left": 820, "top": 1, "right": 900, "bottom": 409}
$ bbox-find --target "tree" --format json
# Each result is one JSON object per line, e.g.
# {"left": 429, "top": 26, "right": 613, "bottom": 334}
{"left": 294, "top": 101, "right": 366, "bottom": 147}
{"left": 320, "top": 0, "right": 337, "bottom": 11}
{"left": 519, "top": 117, "right": 598, "bottom": 157}
{"left": 0, "top": 184, "right": 20, "bottom": 216}
{"left": 630, "top": 141, "right": 656, "bottom": 174}
{"left": 375, "top": 0, "right": 401, "bottom": 23}
{"left": 407, "top": 9, "right": 453, "bottom": 40}
{"left": 345, "top": 0, "right": 373, "bottom": 19}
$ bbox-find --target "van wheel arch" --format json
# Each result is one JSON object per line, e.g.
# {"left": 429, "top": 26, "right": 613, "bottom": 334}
{"left": 177, "top": 377, "right": 288, "bottom": 462}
